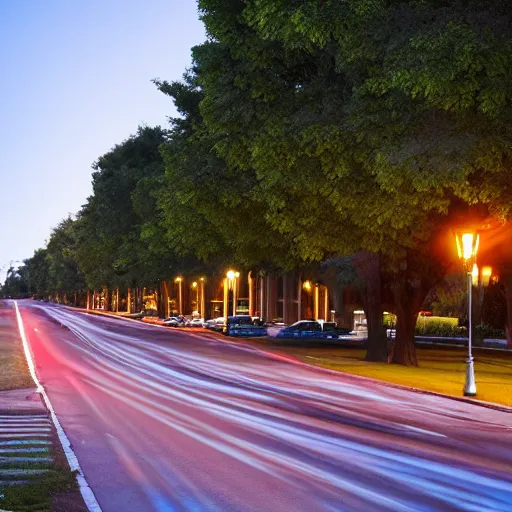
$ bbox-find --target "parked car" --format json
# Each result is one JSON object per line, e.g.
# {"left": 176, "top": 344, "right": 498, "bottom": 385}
{"left": 185, "top": 318, "right": 205, "bottom": 328}
{"left": 223, "top": 315, "right": 267, "bottom": 337}
{"left": 126, "top": 309, "right": 159, "bottom": 320}
{"left": 205, "top": 317, "right": 226, "bottom": 331}
{"left": 163, "top": 316, "right": 185, "bottom": 327}
{"left": 276, "top": 320, "right": 334, "bottom": 340}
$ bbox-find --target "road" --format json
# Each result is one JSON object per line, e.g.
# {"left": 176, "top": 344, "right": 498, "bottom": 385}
{"left": 15, "top": 300, "right": 512, "bottom": 512}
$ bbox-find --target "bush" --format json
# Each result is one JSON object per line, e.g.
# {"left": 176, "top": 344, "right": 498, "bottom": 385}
{"left": 415, "top": 316, "right": 466, "bottom": 337}
{"left": 475, "top": 324, "right": 506, "bottom": 340}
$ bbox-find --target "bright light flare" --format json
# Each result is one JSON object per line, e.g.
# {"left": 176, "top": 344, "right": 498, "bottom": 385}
{"left": 455, "top": 232, "right": 480, "bottom": 262}
{"left": 482, "top": 266, "right": 492, "bottom": 287}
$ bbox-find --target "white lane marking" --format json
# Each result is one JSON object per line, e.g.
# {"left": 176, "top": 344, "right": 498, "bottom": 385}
{"left": 0, "top": 418, "right": 51, "bottom": 422}
{"left": 0, "top": 448, "right": 49, "bottom": 453}
{"left": 0, "top": 479, "right": 30, "bottom": 486}
{"left": 0, "top": 456, "right": 53, "bottom": 463}
{"left": 0, "top": 425, "right": 51, "bottom": 429}
{"left": 0, "top": 416, "right": 48, "bottom": 420}
{"left": 0, "top": 434, "right": 51, "bottom": 438}
{"left": 0, "top": 428, "right": 52, "bottom": 433}
{"left": 0, "top": 469, "right": 49, "bottom": 476}
{"left": 401, "top": 425, "right": 447, "bottom": 437}
{"left": 0, "top": 440, "right": 51, "bottom": 446}
{"left": 14, "top": 301, "right": 103, "bottom": 512}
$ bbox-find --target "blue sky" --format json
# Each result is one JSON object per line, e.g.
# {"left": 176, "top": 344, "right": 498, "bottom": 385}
{"left": 0, "top": 0, "right": 205, "bottom": 281}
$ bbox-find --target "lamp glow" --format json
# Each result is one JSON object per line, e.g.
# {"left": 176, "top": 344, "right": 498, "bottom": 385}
{"left": 472, "top": 264, "right": 479, "bottom": 287}
{"left": 226, "top": 270, "right": 235, "bottom": 280}
{"left": 482, "top": 266, "right": 492, "bottom": 287}
{"left": 456, "top": 232, "right": 480, "bottom": 262}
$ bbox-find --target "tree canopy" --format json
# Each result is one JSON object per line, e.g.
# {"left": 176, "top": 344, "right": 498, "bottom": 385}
{"left": 4, "top": 0, "right": 512, "bottom": 361}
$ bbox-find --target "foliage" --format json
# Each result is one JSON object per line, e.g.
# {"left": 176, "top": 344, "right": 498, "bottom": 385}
{"left": 475, "top": 324, "right": 506, "bottom": 340}
{"left": 482, "top": 281, "right": 507, "bottom": 329}
{"left": 0, "top": 267, "right": 28, "bottom": 298}
{"left": 425, "top": 273, "right": 467, "bottom": 318}
{"left": 74, "top": 125, "right": 174, "bottom": 289}
{"left": 193, "top": 0, "right": 512, "bottom": 365}
{"left": 415, "top": 316, "right": 462, "bottom": 337}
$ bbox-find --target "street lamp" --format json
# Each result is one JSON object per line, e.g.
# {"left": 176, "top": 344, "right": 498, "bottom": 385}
{"left": 199, "top": 277, "right": 205, "bottom": 319}
{"left": 174, "top": 277, "right": 183, "bottom": 315}
{"left": 191, "top": 281, "right": 199, "bottom": 314}
{"left": 454, "top": 231, "right": 480, "bottom": 396}
{"left": 481, "top": 266, "right": 493, "bottom": 287}
{"left": 226, "top": 270, "right": 239, "bottom": 316}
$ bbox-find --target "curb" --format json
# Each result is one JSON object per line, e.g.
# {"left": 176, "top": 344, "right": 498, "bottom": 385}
{"left": 49, "top": 305, "right": 512, "bottom": 414}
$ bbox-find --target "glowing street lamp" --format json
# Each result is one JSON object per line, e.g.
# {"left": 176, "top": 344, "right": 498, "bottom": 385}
{"left": 226, "top": 270, "right": 239, "bottom": 316}
{"left": 191, "top": 281, "right": 199, "bottom": 314}
{"left": 199, "top": 277, "right": 205, "bottom": 319}
{"left": 454, "top": 231, "right": 480, "bottom": 396}
{"left": 174, "top": 276, "right": 183, "bottom": 315}
{"left": 481, "top": 266, "right": 493, "bottom": 287}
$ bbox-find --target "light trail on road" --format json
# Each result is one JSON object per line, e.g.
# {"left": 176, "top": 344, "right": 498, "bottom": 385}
{"left": 16, "top": 301, "right": 512, "bottom": 511}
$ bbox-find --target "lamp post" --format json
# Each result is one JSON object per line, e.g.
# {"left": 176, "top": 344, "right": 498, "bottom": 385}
{"left": 226, "top": 270, "right": 239, "bottom": 316}
{"left": 191, "top": 281, "right": 199, "bottom": 315}
{"left": 199, "top": 277, "right": 205, "bottom": 319}
{"left": 455, "top": 231, "right": 480, "bottom": 396}
{"left": 175, "top": 277, "right": 183, "bottom": 315}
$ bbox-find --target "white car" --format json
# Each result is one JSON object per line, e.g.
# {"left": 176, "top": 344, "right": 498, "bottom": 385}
{"left": 185, "top": 318, "right": 205, "bottom": 328}
{"left": 163, "top": 316, "right": 185, "bottom": 327}
{"left": 205, "top": 317, "right": 225, "bottom": 331}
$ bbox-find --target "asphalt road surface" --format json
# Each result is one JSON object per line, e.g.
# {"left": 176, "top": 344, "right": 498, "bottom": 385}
{"left": 15, "top": 301, "right": 512, "bottom": 512}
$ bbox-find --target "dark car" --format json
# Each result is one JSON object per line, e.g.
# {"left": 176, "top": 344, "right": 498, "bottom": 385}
{"left": 125, "top": 309, "right": 159, "bottom": 320}
{"left": 276, "top": 320, "right": 329, "bottom": 340}
{"left": 223, "top": 315, "right": 267, "bottom": 337}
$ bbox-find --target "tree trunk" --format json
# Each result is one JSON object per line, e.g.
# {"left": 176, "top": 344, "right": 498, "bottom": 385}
{"left": 136, "top": 287, "right": 142, "bottom": 311}
{"left": 503, "top": 273, "right": 512, "bottom": 348}
{"left": 353, "top": 252, "right": 388, "bottom": 362}
{"left": 162, "top": 281, "right": 170, "bottom": 318}
{"left": 392, "top": 296, "right": 419, "bottom": 366}
{"left": 365, "top": 261, "right": 387, "bottom": 362}
{"left": 391, "top": 278, "right": 430, "bottom": 366}
{"left": 103, "top": 287, "right": 110, "bottom": 312}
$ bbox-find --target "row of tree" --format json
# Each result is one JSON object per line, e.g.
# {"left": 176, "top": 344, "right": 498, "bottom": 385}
{"left": 2, "top": 0, "right": 512, "bottom": 363}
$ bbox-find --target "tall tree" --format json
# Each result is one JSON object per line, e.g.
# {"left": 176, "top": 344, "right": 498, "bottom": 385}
{"left": 191, "top": 0, "right": 512, "bottom": 364}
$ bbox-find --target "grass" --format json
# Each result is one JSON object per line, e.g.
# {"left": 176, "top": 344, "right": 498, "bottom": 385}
{"left": 0, "top": 301, "right": 33, "bottom": 391}
{"left": 0, "top": 446, "right": 80, "bottom": 512}
{"left": 285, "top": 345, "right": 512, "bottom": 407}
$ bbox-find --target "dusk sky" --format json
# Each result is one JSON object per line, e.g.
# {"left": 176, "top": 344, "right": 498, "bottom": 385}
{"left": 0, "top": 0, "right": 205, "bottom": 281}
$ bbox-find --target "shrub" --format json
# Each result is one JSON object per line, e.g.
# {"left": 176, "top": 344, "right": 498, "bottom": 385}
{"left": 475, "top": 324, "right": 506, "bottom": 340}
{"left": 415, "top": 316, "right": 465, "bottom": 337}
